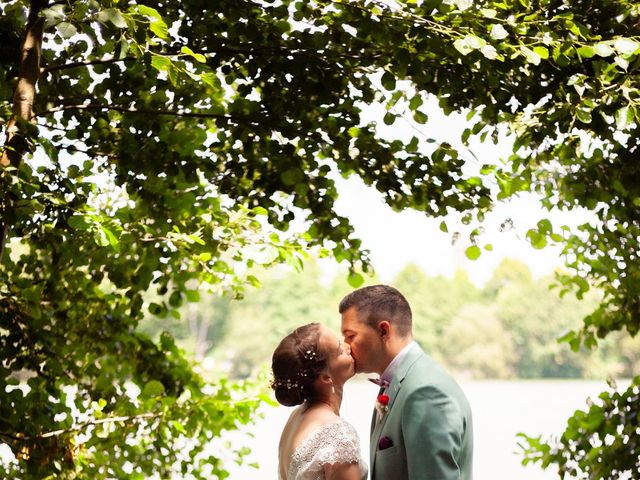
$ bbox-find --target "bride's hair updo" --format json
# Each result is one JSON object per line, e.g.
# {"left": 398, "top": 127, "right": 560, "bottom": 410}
{"left": 270, "top": 323, "right": 328, "bottom": 407}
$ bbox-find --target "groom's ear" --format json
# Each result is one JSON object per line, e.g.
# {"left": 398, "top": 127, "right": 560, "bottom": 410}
{"left": 378, "top": 321, "right": 390, "bottom": 338}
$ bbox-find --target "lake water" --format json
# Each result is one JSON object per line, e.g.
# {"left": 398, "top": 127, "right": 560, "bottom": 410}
{"left": 229, "top": 376, "right": 629, "bottom": 480}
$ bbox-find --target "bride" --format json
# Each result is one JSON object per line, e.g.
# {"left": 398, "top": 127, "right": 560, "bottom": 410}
{"left": 271, "top": 323, "right": 368, "bottom": 480}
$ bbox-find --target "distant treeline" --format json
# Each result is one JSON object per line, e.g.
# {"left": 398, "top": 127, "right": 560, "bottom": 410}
{"left": 139, "top": 258, "right": 640, "bottom": 380}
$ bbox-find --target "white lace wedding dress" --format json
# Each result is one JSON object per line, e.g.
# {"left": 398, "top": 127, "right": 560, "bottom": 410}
{"left": 282, "top": 417, "right": 368, "bottom": 480}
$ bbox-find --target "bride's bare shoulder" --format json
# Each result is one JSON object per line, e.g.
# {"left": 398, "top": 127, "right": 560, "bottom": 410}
{"left": 285, "top": 405, "right": 339, "bottom": 446}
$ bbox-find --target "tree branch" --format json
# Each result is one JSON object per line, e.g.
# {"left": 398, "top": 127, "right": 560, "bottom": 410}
{"left": 1, "top": 0, "right": 48, "bottom": 261}
{"left": 34, "top": 103, "right": 260, "bottom": 125}
{"left": 1, "top": 1, "right": 47, "bottom": 167}
{"left": 44, "top": 56, "right": 136, "bottom": 73}
{"left": 43, "top": 45, "right": 378, "bottom": 73}
{"left": 0, "top": 412, "right": 162, "bottom": 441}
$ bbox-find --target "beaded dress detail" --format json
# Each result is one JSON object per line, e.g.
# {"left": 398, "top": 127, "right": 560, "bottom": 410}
{"left": 283, "top": 417, "right": 368, "bottom": 480}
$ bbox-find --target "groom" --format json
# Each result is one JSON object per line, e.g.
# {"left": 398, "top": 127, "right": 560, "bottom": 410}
{"left": 339, "top": 284, "right": 473, "bottom": 479}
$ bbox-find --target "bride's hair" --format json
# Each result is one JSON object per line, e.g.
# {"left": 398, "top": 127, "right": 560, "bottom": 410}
{"left": 270, "top": 323, "right": 328, "bottom": 406}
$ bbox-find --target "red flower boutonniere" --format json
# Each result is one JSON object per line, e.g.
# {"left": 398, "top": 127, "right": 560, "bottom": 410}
{"left": 375, "top": 393, "right": 390, "bottom": 419}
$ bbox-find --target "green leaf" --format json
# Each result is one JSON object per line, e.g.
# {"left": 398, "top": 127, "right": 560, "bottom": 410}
{"left": 575, "top": 108, "right": 592, "bottom": 124}
{"left": 97, "top": 8, "right": 128, "bottom": 29}
{"left": 406, "top": 136, "right": 419, "bottom": 153}
{"left": 615, "top": 106, "right": 634, "bottom": 129}
{"left": 151, "top": 55, "right": 172, "bottom": 72}
{"left": 527, "top": 229, "right": 547, "bottom": 249}
{"left": 463, "top": 34, "right": 486, "bottom": 50}
{"left": 181, "top": 46, "right": 206, "bottom": 63}
{"left": 413, "top": 111, "right": 428, "bottom": 124}
{"left": 454, "top": 38, "right": 473, "bottom": 56}
{"left": 185, "top": 290, "right": 200, "bottom": 302}
{"left": 409, "top": 95, "right": 423, "bottom": 111}
{"left": 577, "top": 46, "right": 596, "bottom": 58}
{"left": 137, "top": 5, "right": 169, "bottom": 39}
{"left": 465, "top": 245, "right": 481, "bottom": 260}
{"left": 480, "top": 45, "right": 499, "bottom": 60}
{"left": 169, "top": 291, "right": 183, "bottom": 308}
{"left": 614, "top": 38, "right": 639, "bottom": 55}
{"left": 490, "top": 24, "right": 508, "bottom": 40}
{"left": 347, "top": 271, "right": 364, "bottom": 288}
{"left": 533, "top": 46, "right": 549, "bottom": 59}
{"left": 537, "top": 218, "right": 552, "bottom": 233}
{"left": 41, "top": 5, "right": 66, "bottom": 26}
{"left": 150, "top": 20, "right": 169, "bottom": 39}
{"left": 201, "top": 72, "right": 220, "bottom": 88}
{"left": 142, "top": 380, "right": 165, "bottom": 398}
{"left": 521, "top": 46, "right": 541, "bottom": 65}
{"left": 281, "top": 168, "right": 304, "bottom": 185}
{"left": 56, "top": 22, "right": 78, "bottom": 39}
{"left": 148, "top": 302, "right": 163, "bottom": 315}
{"left": 347, "top": 127, "right": 360, "bottom": 138}
{"left": 68, "top": 215, "right": 91, "bottom": 231}
{"left": 99, "top": 224, "right": 119, "bottom": 249}
{"left": 381, "top": 72, "right": 396, "bottom": 91}
{"left": 593, "top": 42, "right": 614, "bottom": 57}
{"left": 383, "top": 112, "right": 395, "bottom": 125}
{"left": 246, "top": 274, "right": 261, "bottom": 288}
{"left": 93, "top": 226, "right": 110, "bottom": 247}
{"left": 171, "top": 421, "right": 187, "bottom": 434}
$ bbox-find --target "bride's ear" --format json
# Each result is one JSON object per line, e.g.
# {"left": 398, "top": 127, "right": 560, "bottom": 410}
{"left": 314, "top": 372, "right": 332, "bottom": 389}
{"left": 322, "top": 373, "right": 337, "bottom": 394}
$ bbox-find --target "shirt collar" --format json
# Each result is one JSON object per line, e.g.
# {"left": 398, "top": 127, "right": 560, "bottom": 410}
{"left": 380, "top": 340, "right": 416, "bottom": 385}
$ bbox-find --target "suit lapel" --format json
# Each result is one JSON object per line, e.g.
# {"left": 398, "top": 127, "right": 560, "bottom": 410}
{"left": 370, "top": 344, "right": 425, "bottom": 469}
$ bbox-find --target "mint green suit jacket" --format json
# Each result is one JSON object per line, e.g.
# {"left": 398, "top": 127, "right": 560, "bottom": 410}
{"left": 370, "top": 344, "right": 473, "bottom": 479}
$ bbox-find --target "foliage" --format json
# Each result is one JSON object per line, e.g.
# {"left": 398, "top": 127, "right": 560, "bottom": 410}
{"left": 3, "top": 0, "right": 640, "bottom": 477}
{"left": 440, "top": 303, "right": 517, "bottom": 379}
{"left": 519, "top": 377, "right": 640, "bottom": 479}
{"left": 144, "top": 259, "right": 637, "bottom": 384}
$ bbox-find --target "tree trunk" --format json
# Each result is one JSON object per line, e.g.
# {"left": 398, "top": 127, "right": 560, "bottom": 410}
{"left": 0, "top": 0, "right": 47, "bottom": 259}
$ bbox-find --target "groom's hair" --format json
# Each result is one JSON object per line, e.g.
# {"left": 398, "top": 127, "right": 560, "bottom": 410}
{"left": 339, "top": 284, "right": 412, "bottom": 337}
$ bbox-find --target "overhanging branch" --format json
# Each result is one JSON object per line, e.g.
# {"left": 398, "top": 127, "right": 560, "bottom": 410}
{"left": 0, "top": 412, "right": 162, "bottom": 441}
{"left": 35, "top": 103, "right": 261, "bottom": 125}
{"left": 43, "top": 45, "right": 378, "bottom": 73}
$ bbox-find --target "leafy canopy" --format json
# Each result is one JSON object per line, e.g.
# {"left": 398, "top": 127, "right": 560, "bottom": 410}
{"left": 2, "top": 0, "right": 640, "bottom": 478}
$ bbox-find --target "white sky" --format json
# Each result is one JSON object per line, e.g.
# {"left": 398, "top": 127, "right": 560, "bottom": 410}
{"left": 334, "top": 177, "right": 575, "bottom": 285}
{"left": 331, "top": 94, "right": 594, "bottom": 285}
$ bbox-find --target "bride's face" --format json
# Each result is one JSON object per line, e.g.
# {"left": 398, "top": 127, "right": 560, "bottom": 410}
{"left": 318, "top": 326, "right": 355, "bottom": 384}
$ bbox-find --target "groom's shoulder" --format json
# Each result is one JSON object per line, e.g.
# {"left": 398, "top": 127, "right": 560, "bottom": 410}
{"left": 405, "top": 351, "right": 459, "bottom": 388}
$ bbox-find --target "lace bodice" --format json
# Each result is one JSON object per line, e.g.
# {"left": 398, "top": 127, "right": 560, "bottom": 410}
{"left": 283, "top": 417, "right": 368, "bottom": 480}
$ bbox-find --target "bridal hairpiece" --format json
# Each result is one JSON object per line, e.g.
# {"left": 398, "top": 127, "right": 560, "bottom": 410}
{"left": 270, "top": 377, "right": 300, "bottom": 390}
{"left": 269, "top": 366, "right": 313, "bottom": 390}
{"left": 270, "top": 349, "right": 318, "bottom": 390}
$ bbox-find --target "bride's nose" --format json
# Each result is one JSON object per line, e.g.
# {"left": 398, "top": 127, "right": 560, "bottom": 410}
{"left": 344, "top": 343, "right": 351, "bottom": 355}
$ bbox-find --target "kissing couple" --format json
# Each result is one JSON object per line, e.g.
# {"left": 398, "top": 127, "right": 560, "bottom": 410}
{"left": 271, "top": 284, "right": 474, "bottom": 480}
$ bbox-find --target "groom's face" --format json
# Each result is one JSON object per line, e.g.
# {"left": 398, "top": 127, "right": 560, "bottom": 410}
{"left": 341, "top": 306, "right": 383, "bottom": 374}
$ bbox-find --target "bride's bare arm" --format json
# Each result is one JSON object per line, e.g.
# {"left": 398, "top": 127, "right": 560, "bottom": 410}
{"left": 324, "top": 462, "right": 362, "bottom": 480}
